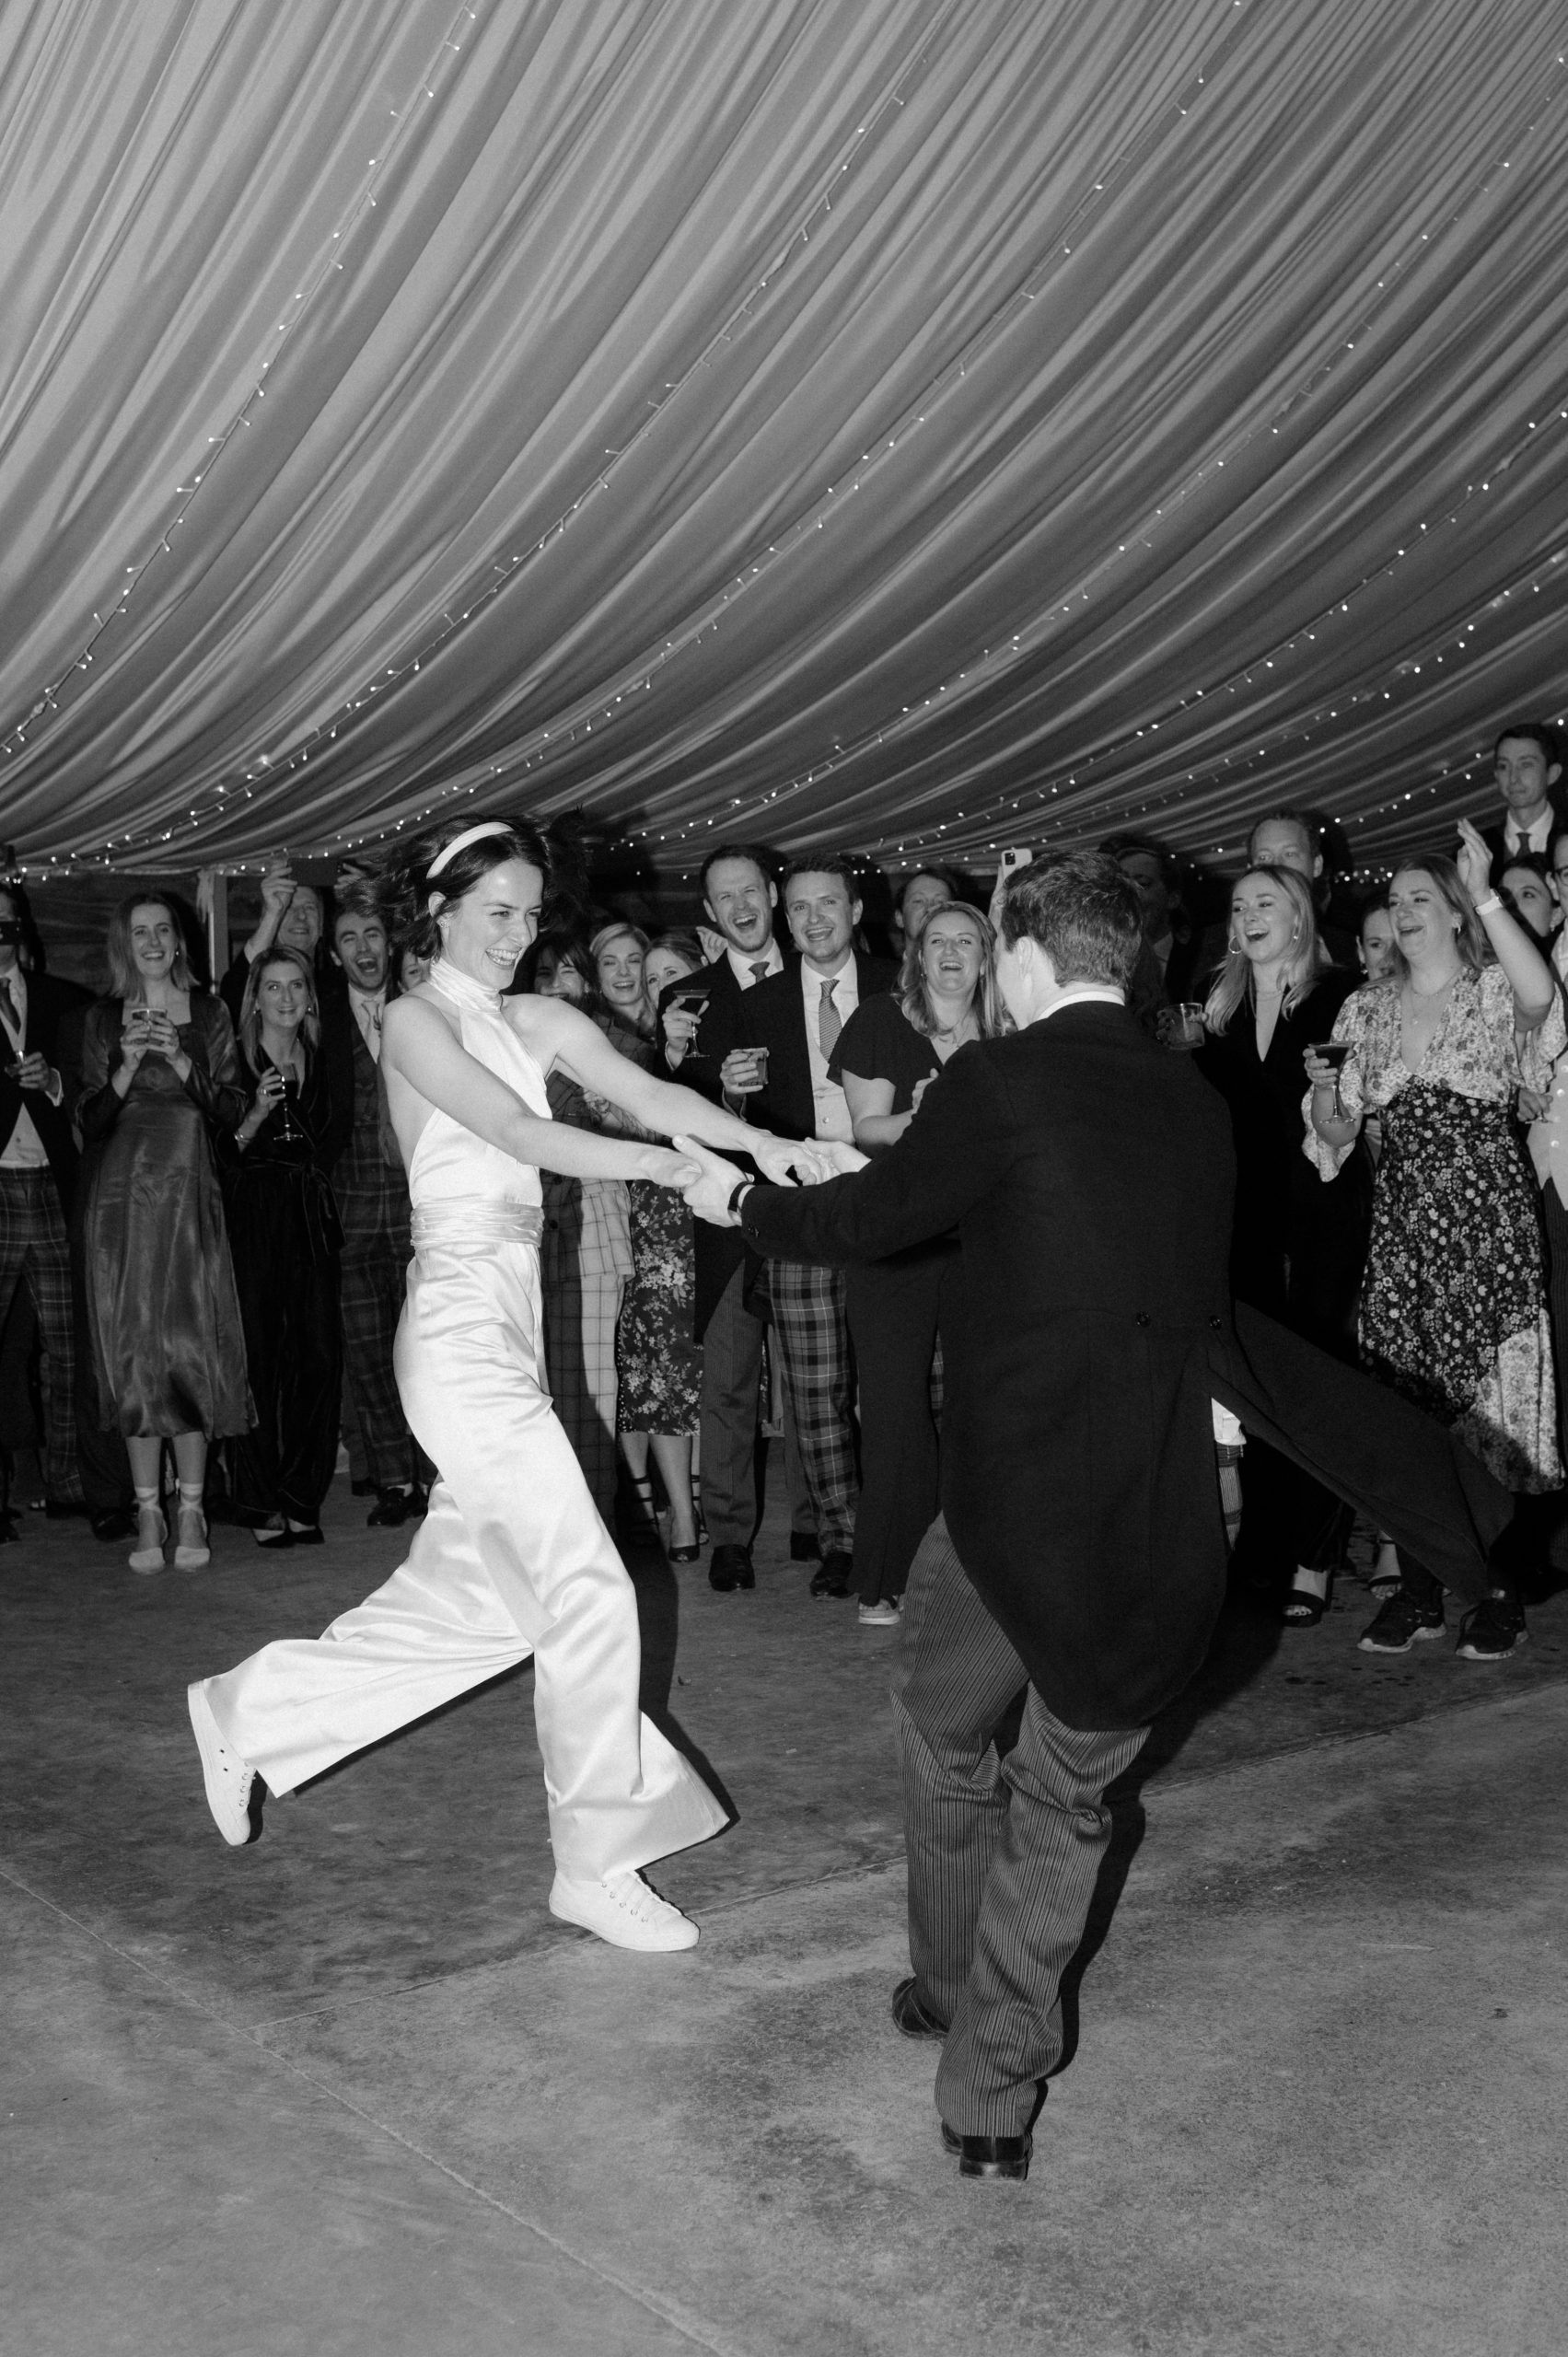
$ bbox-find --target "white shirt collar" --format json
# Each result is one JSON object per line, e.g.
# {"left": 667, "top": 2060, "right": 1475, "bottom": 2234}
{"left": 1032, "top": 985, "right": 1126, "bottom": 1024}
{"left": 1504, "top": 808, "right": 1554, "bottom": 854}
{"left": 726, "top": 939, "right": 784, "bottom": 988}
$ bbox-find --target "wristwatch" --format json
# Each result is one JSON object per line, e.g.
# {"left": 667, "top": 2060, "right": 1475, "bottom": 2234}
{"left": 727, "top": 1178, "right": 754, "bottom": 1222}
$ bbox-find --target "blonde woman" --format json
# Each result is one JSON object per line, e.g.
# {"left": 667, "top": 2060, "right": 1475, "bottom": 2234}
{"left": 827, "top": 901, "right": 1007, "bottom": 1621}
{"left": 77, "top": 897, "right": 250, "bottom": 1573}
{"left": 1193, "top": 866, "right": 1366, "bottom": 1625}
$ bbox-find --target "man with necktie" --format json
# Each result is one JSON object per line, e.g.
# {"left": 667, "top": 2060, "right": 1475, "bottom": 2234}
{"left": 730, "top": 856, "right": 895, "bottom": 1595}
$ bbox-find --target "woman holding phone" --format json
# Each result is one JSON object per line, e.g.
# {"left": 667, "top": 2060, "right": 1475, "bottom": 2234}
{"left": 78, "top": 897, "right": 250, "bottom": 1574}
{"left": 1195, "top": 865, "right": 1366, "bottom": 1625}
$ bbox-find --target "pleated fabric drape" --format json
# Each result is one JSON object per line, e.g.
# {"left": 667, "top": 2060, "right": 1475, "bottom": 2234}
{"left": 1, "top": 0, "right": 1565, "bottom": 881}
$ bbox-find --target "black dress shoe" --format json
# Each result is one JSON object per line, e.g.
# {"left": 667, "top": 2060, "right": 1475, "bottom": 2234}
{"left": 90, "top": 1506, "right": 138, "bottom": 1543}
{"left": 366, "top": 1487, "right": 412, "bottom": 1527}
{"left": 939, "top": 2121, "right": 1032, "bottom": 2180}
{"left": 789, "top": 1530, "right": 820, "bottom": 1562}
{"left": 890, "top": 1977, "right": 948, "bottom": 2041}
{"left": 286, "top": 1523, "right": 324, "bottom": 1546}
{"left": 809, "top": 1549, "right": 854, "bottom": 1597}
{"left": 709, "top": 1543, "right": 755, "bottom": 1592}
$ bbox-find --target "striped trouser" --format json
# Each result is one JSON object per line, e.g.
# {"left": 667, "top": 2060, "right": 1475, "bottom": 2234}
{"left": 765, "top": 1256, "right": 857, "bottom": 1553}
{"left": 339, "top": 1221, "right": 418, "bottom": 1490}
{"left": 0, "top": 1167, "right": 79, "bottom": 1502}
{"left": 891, "top": 1515, "right": 1147, "bottom": 2138}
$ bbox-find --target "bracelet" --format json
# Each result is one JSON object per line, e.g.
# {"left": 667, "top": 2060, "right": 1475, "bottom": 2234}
{"left": 1473, "top": 893, "right": 1504, "bottom": 917}
{"left": 726, "top": 1178, "right": 753, "bottom": 1221}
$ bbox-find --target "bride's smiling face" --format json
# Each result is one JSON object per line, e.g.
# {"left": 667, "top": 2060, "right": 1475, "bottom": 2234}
{"left": 433, "top": 857, "right": 544, "bottom": 985}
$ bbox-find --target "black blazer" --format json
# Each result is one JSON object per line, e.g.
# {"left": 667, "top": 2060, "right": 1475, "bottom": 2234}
{"left": 733, "top": 952, "right": 897, "bottom": 1143}
{"left": 739, "top": 1003, "right": 1236, "bottom": 1730}
{"left": 657, "top": 955, "right": 776, "bottom": 1337}
{"left": 0, "top": 970, "right": 90, "bottom": 1208}
{"left": 1480, "top": 800, "right": 1568, "bottom": 877}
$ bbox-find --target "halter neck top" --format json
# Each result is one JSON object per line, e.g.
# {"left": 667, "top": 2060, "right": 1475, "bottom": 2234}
{"left": 407, "top": 959, "right": 552, "bottom": 1244}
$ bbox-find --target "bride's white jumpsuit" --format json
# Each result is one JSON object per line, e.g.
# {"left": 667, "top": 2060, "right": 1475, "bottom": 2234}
{"left": 196, "top": 960, "right": 726, "bottom": 1879}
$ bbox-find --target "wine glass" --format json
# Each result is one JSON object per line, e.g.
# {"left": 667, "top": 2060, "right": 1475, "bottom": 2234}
{"left": 1313, "top": 1039, "right": 1352, "bottom": 1121}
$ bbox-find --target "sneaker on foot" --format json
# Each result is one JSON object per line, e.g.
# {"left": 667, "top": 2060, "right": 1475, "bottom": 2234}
{"left": 129, "top": 1504, "right": 167, "bottom": 1575}
{"left": 187, "top": 1682, "right": 257, "bottom": 1845}
{"left": 548, "top": 1870, "right": 699, "bottom": 1951}
{"left": 858, "top": 1597, "right": 902, "bottom": 1626}
{"left": 1455, "top": 1596, "right": 1527, "bottom": 1661}
{"left": 1358, "top": 1593, "right": 1446, "bottom": 1653}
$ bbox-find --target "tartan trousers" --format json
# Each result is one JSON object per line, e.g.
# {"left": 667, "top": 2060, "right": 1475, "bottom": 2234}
{"left": 0, "top": 1167, "right": 79, "bottom": 1502}
{"left": 892, "top": 1515, "right": 1148, "bottom": 2139}
{"left": 339, "top": 1207, "right": 418, "bottom": 1491}
{"left": 766, "top": 1255, "right": 857, "bottom": 1553}
{"left": 541, "top": 1174, "right": 632, "bottom": 1527}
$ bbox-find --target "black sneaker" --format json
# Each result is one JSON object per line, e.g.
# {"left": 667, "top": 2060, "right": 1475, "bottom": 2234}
{"left": 1455, "top": 1596, "right": 1527, "bottom": 1661}
{"left": 1358, "top": 1594, "right": 1446, "bottom": 1653}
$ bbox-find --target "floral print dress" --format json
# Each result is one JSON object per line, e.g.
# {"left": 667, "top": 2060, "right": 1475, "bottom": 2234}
{"left": 1305, "top": 964, "right": 1564, "bottom": 1491}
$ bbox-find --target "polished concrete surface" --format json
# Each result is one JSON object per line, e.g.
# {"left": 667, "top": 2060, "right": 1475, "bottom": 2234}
{"left": 3, "top": 1471, "right": 1565, "bottom": 2356}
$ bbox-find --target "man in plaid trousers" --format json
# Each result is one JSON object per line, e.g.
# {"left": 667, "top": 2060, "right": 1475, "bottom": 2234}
{"left": 733, "top": 857, "right": 895, "bottom": 1595}
{"left": 0, "top": 882, "right": 84, "bottom": 1526}
{"left": 329, "top": 886, "right": 426, "bottom": 1526}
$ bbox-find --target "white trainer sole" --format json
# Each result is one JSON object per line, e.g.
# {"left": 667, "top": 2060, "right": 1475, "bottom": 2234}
{"left": 187, "top": 1682, "right": 256, "bottom": 1845}
{"left": 549, "top": 1872, "right": 699, "bottom": 1952}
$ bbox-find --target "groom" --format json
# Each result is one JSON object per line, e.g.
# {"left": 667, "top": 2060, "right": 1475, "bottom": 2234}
{"left": 679, "top": 851, "right": 1238, "bottom": 2179}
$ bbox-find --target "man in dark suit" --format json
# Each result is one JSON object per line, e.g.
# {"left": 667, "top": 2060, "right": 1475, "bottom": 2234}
{"left": 731, "top": 856, "right": 896, "bottom": 1596}
{"left": 680, "top": 852, "right": 1515, "bottom": 2183}
{"left": 0, "top": 882, "right": 86, "bottom": 1521}
{"left": 681, "top": 851, "right": 1235, "bottom": 2179}
{"left": 1478, "top": 721, "right": 1567, "bottom": 874}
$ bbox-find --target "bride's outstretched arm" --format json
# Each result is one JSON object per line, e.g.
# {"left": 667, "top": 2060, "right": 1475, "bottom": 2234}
{"left": 382, "top": 998, "right": 693, "bottom": 1188}
{"left": 522, "top": 998, "right": 805, "bottom": 1185}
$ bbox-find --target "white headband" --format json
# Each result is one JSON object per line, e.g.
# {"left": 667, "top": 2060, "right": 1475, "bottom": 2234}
{"left": 427, "top": 819, "right": 515, "bottom": 879}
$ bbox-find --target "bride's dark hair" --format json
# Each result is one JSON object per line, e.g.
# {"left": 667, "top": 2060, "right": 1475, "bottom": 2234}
{"left": 377, "top": 813, "right": 554, "bottom": 960}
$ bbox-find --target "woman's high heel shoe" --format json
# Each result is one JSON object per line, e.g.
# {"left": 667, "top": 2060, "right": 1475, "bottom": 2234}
{"left": 690, "top": 1476, "right": 708, "bottom": 1547}
{"left": 621, "top": 1472, "right": 663, "bottom": 1552}
{"left": 129, "top": 1504, "right": 168, "bottom": 1575}
{"left": 173, "top": 1501, "right": 210, "bottom": 1570}
{"left": 1283, "top": 1564, "right": 1333, "bottom": 1626}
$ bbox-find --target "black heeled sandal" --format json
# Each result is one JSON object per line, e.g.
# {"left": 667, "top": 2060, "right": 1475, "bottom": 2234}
{"left": 1283, "top": 1566, "right": 1333, "bottom": 1626}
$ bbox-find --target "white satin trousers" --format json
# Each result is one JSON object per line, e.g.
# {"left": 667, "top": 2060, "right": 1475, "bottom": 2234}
{"left": 200, "top": 1228, "right": 725, "bottom": 1880}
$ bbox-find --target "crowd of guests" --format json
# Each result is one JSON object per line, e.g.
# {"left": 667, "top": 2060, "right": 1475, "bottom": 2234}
{"left": 2, "top": 716, "right": 1566, "bottom": 1667}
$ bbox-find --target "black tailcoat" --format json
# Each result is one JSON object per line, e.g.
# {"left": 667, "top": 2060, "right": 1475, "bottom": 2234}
{"left": 0, "top": 971, "right": 89, "bottom": 1209}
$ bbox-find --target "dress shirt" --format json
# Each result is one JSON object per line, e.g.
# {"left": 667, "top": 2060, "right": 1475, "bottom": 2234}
{"left": 0, "top": 969, "right": 59, "bottom": 1168}
{"left": 1504, "top": 808, "right": 1555, "bottom": 857}
{"left": 348, "top": 984, "right": 387, "bottom": 1062}
{"left": 1031, "top": 986, "right": 1127, "bottom": 1026}
{"left": 799, "top": 955, "right": 860, "bottom": 1141}
{"left": 726, "top": 940, "right": 784, "bottom": 991}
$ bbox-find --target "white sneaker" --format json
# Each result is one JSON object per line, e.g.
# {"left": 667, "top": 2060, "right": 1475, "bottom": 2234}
{"left": 173, "top": 1503, "right": 210, "bottom": 1570}
{"left": 187, "top": 1682, "right": 257, "bottom": 1845}
{"left": 858, "top": 1597, "right": 902, "bottom": 1626}
{"left": 129, "top": 1504, "right": 167, "bottom": 1574}
{"left": 548, "top": 1870, "right": 699, "bottom": 1951}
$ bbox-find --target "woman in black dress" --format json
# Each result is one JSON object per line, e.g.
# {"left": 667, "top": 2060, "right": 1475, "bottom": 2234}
{"left": 221, "top": 948, "right": 351, "bottom": 1545}
{"left": 829, "top": 902, "right": 1007, "bottom": 1624}
{"left": 1196, "top": 865, "right": 1369, "bottom": 1623}
{"left": 78, "top": 896, "right": 250, "bottom": 1574}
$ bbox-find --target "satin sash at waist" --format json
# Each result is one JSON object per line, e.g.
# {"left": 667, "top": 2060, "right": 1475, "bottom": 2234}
{"left": 411, "top": 1198, "right": 544, "bottom": 1250}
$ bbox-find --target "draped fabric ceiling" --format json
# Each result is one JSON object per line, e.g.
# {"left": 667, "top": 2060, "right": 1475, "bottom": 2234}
{"left": 3, "top": 0, "right": 1567, "bottom": 887}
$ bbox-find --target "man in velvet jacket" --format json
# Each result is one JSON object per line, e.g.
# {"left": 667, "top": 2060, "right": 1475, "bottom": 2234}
{"left": 678, "top": 851, "right": 1508, "bottom": 2181}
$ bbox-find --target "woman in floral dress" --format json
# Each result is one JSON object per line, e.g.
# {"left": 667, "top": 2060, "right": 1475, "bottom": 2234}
{"left": 1306, "top": 820, "right": 1563, "bottom": 1660}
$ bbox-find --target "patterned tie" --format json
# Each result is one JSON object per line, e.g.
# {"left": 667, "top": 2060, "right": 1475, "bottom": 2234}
{"left": 0, "top": 973, "right": 16, "bottom": 1037}
{"left": 819, "top": 976, "right": 841, "bottom": 1057}
{"left": 749, "top": 961, "right": 770, "bottom": 986}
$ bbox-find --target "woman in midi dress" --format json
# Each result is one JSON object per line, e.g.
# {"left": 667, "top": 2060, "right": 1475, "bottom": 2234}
{"left": 77, "top": 895, "right": 250, "bottom": 1575}
{"left": 1306, "top": 822, "right": 1563, "bottom": 1661}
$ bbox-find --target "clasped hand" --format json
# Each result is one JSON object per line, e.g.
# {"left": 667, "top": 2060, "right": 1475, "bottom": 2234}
{"left": 672, "top": 1133, "right": 866, "bottom": 1225}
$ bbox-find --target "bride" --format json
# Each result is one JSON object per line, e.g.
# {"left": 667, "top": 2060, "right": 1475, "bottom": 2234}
{"left": 187, "top": 815, "right": 808, "bottom": 1951}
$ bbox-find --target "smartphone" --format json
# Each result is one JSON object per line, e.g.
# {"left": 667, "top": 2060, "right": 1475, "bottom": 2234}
{"left": 999, "top": 846, "right": 1034, "bottom": 876}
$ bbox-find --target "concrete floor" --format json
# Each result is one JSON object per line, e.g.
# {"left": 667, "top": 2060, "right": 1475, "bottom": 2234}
{"left": 3, "top": 1469, "right": 1565, "bottom": 2356}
